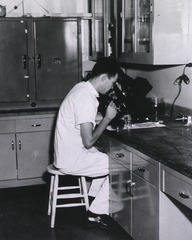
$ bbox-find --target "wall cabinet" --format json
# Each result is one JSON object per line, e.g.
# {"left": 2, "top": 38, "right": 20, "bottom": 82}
{"left": 0, "top": 114, "right": 55, "bottom": 188}
{"left": 88, "top": 0, "right": 114, "bottom": 61}
{"left": 89, "top": 0, "right": 192, "bottom": 65}
{"left": 0, "top": 18, "right": 81, "bottom": 111}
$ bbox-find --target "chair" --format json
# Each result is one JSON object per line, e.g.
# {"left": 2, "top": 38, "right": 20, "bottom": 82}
{"left": 47, "top": 164, "right": 89, "bottom": 228}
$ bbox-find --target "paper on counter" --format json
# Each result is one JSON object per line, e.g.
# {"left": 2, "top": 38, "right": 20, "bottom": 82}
{"left": 124, "top": 121, "right": 166, "bottom": 129}
{"left": 106, "top": 122, "right": 166, "bottom": 131}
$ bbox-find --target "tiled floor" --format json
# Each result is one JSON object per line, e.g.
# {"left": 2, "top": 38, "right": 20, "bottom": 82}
{"left": 0, "top": 185, "right": 133, "bottom": 240}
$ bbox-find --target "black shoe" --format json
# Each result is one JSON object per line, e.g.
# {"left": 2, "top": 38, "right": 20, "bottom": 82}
{"left": 87, "top": 211, "right": 112, "bottom": 229}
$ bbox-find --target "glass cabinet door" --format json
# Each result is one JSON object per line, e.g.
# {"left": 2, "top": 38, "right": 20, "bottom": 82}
{"left": 89, "top": 0, "right": 113, "bottom": 60}
{"left": 116, "top": 0, "right": 152, "bottom": 60}
{"left": 136, "top": 0, "right": 151, "bottom": 53}
{"left": 121, "top": 0, "right": 134, "bottom": 57}
{"left": 89, "top": 0, "right": 105, "bottom": 60}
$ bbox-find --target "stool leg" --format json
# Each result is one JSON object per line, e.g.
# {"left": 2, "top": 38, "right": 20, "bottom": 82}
{"left": 81, "top": 177, "right": 89, "bottom": 211}
{"left": 48, "top": 175, "right": 54, "bottom": 215}
{"left": 51, "top": 174, "right": 59, "bottom": 228}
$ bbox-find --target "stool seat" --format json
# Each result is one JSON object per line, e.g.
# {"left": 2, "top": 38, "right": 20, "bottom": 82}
{"left": 47, "top": 164, "right": 89, "bottom": 228}
{"left": 47, "top": 164, "right": 66, "bottom": 175}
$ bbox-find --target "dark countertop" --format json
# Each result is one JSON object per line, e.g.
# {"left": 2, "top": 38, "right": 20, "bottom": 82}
{"left": 0, "top": 108, "right": 58, "bottom": 117}
{"left": 106, "top": 121, "right": 192, "bottom": 179}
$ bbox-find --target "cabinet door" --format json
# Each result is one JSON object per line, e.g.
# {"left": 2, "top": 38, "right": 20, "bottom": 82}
{"left": 89, "top": 0, "right": 105, "bottom": 60}
{"left": 89, "top": 0, "right": 114, "bottom": 60}
{"left": 16, "top": 131, "right": 53, "bottom": 179}
{"left": 34, "top": 19, "right": 81, "bottom": 101}
{"left": 0, "top": 134, "right": 17, "bottom": 180}
{"left": 110, "top": 169, "right": 131, "bottom": 235}
{"left": 132, "top": 173, "right": 158, "bottom": 240}
{"left": 115, "top": 0, "right": 152, "bottom": 62}
{"left": 0, "top": 20, "right": 29, "bottom": 102}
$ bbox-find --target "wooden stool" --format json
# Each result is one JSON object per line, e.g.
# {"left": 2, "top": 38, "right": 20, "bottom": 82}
{"left": 47, "top": 164, "right": 89, "bottom": 228}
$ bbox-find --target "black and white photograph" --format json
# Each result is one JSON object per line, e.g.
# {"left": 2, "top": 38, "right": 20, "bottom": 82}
{"left": 0, "top": 1, "right": 192, "bottom": 240}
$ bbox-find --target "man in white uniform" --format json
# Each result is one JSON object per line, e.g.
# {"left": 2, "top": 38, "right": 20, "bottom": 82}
{"left": 54, "top": 57, "right": 120, "bottom": 228}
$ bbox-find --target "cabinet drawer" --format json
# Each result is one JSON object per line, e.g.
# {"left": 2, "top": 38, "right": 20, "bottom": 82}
{"left": 133, "top": 154, "right": 158, "bottom": 187}
{"left": 110, "top": 146, "right": 131, "bottom": 169}
{"left": 15, "top": 117, "right": 55, "bottom": 132}
{"left": 0, "top": 120, "right": 15, "bottom": 133}
{"left": 162, "top": 170, "right": 192, "bottom": 209}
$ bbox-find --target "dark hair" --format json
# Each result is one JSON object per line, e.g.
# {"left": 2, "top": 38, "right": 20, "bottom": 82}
{"left": 91, "top": 57, "right": 120, "bottom": 79}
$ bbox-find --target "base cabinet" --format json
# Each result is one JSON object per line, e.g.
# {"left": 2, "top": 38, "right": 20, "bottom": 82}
{"left": 159, "top": 165, "right": 192, "bottom": 240}
{"left": 98, "top": 133, "right": 192, "bottom": 240}
{"left": 0, "top": 114, "right": 55, "bottom": 188}
{"left": 99, "top": 134, "right": 159, "bottom": 240}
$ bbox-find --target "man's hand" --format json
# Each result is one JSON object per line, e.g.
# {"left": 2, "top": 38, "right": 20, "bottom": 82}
{"left": 105, "top": 101, "right": 117, "bottom": 121}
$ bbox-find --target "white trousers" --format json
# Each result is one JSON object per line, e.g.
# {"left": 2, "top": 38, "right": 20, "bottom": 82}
{"left": 59, "top": 147, "right": 110, "bottom": 215}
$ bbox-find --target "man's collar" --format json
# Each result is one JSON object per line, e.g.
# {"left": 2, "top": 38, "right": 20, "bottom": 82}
{"left": 87, "top": 81, "right": 99, "bottom": 98}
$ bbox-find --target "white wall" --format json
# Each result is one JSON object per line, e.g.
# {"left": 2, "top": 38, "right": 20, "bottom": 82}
{"left": 125, "top": 65, "right": 192, "bottom": 109}
{"left": 0, "top": 0, "right": 88, "bottom": 16}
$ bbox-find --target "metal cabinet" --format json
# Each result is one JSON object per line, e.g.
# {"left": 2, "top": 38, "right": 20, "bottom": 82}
{"left": 89, "top": 0, "right": 114, "bottom": 60}
{"left": 0, "top": 114, "right": 55, "bottom": 188}
{"left": 159, "top": 164, "right": 192, "bottom": 240}
{"left": 114, "top": 0, "right": 192, "bottom": 64}
{"left": 132, "top": 173, "right": 158, "bottom": 240}
{"left": 16, "top": 131, "right": 52, "bottom": 179}
{"left": 99, "top": 134, "right": 159, "bottom": 239}
{"left": 110, "top": 163, "right": 132, "bottom": 234}
{"left": 0, "top": 20, "right": 29, "bottom": 103}
{"left": 129, "top": 153, "right": 159, "bottom": 240}
{"left": 0, "top": 18, "right": 81, "bottom": 111}
{"left": 89, "top": 0, "right": 192, "bottom": 64}
{"left": 34, "top": 19, "right": 81, "bottom": 102}
{"left": 0, "top": 134, "right": 17, "bottom": 181}
{"left": 0, "top": 120, "right": 17, "bottom": 181}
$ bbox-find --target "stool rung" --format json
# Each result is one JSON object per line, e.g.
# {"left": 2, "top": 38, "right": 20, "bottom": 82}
{"left": 47, "top": 164, "right": 89, "bottom": 228}
{"left": 58, "top": 186, "right": 80, "bottom": 190}
{"left": 56, "top": 203, "right": 86, "bottom": 208}
{"left": 57, "top": 193, "right": 85, "bottom": 199}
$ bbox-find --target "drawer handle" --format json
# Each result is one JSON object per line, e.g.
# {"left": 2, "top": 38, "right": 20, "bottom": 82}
{"left": 179, "top": 192, "right": 192, "bottom": 199}
{"left": 138, "top": 166, "right": 147, "bottom": 172}
{"left": 115, "top": 153, "right": 124, "bottom": 158}
{"left": 31, "top": 124, "right": 41, "bottom": 127}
